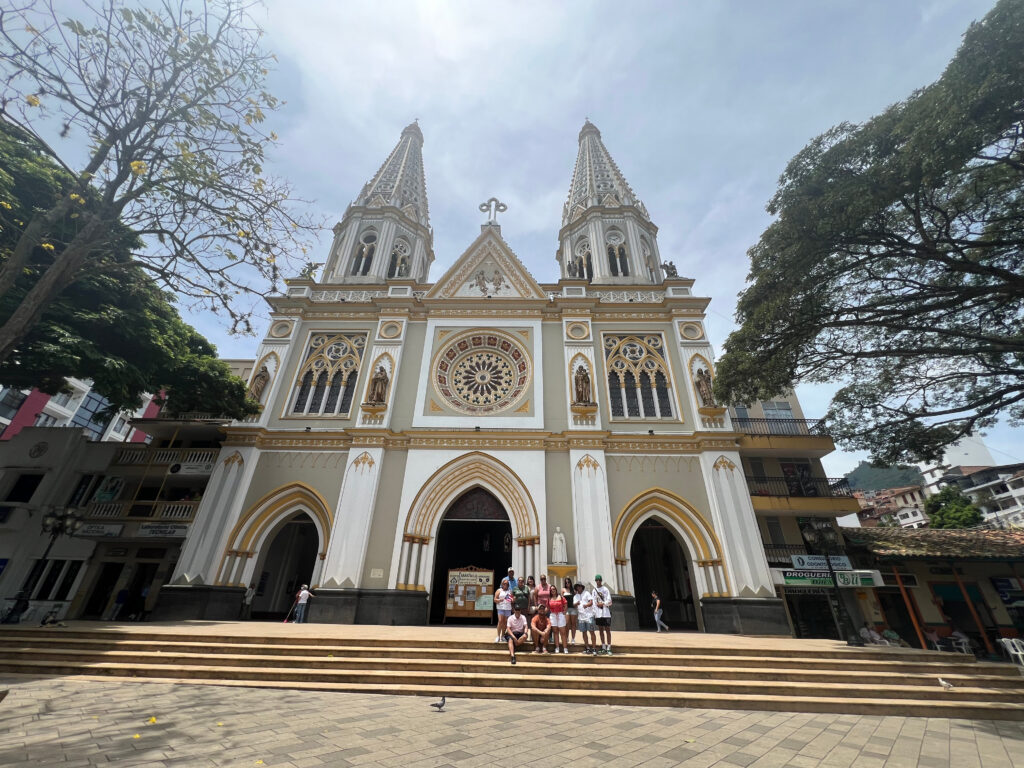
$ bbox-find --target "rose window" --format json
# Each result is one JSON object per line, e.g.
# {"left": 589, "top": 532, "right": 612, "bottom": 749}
{"left": 434, "top": 331, "right": 531, "bottom": 414}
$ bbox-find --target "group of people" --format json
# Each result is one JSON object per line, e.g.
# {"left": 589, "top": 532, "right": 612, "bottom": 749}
{"left": 493, "top": 568, "right": 614, "bottom": 664}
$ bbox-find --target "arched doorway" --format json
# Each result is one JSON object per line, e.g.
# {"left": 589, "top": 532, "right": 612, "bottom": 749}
{"left": 428, "top": 488, "right": 512, "bottom": 624}
{"left": 250, "top": 512, "right": 319, "bottom": 619}
{"left": 629, "top": 518, "right": 699, "bottom": 630}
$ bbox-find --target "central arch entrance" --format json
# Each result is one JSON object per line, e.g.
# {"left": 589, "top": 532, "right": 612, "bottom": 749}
{"left": 250, "top": 512, "right": 319, "bottom": 620}
{"left": 630, "top": 518, "right": 699, "bottom": 630}
{"left": 428, "top": 488, "right": 512, "bottom": 624}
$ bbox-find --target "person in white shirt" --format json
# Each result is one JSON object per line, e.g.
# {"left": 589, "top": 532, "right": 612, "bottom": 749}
{"left": 593, "top": 575, "right": 613, "bottom": 655}
{"left": 240, "top": 582, "right": 256, "bottom": 620}
{"left": 293, "top": 584, "right": 312, "bottom": 623}
{"left": 505, "top": 604, "right": 529, "bottom": 664}
{"left": 573, "top": 583, "right": 598, "bottom": 655}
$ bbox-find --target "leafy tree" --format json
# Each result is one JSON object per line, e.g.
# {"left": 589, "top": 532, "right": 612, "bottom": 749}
{"left": 845, "top": 461, "right": 924, "bottom": 492}
{"left": 713, "top": 0, "right": 1024, "bottom": 463}
{"left": 0, "top": 0, "right": 318, "bottom": 364}
{"left": 924, "top": 486, "right": 984, "bottom": 529}
{"left": 0, "top": 113, "right": 258, "bottom": 419}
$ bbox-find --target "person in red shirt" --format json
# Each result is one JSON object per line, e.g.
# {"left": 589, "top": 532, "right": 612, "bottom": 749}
{"left": 547, "top": 588, "right": 568, "bottom": 653}
{"left": 532, "top": 574, "right": 554, "bottom": 613}
{"left": 530, "top": 604, "right": 552, "bottom": 653}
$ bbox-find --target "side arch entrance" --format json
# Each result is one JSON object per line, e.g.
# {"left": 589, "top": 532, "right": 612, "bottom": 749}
{"left": 612, "top": 489, "right": 731, "bottom": 632}
{"left": 217, "top": 482, "right": 331, "bottom": 619}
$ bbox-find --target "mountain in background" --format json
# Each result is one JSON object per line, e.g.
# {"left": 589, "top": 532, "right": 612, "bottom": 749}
{"left": 844, "top": 461, "right": 924, "bottom": 492}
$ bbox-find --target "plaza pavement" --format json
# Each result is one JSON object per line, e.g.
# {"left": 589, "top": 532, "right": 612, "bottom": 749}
{"left": 1, "top": 673, "right": 1022, "bottom": 768}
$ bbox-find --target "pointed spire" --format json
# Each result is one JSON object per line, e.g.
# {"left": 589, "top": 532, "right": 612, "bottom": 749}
{"left": 562, "top": 120, "right": 648, "bottom": 227}
{"left": 357, "top": 121, "right": 429, "bottom": 227}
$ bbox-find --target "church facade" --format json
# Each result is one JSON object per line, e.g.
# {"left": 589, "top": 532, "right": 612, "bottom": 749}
{"left": 155, "top": 121, "right": 820, "bottom": 634}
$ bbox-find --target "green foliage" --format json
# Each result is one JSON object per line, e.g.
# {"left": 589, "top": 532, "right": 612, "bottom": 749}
{"left": 0, "top": 0, "right": 320, "bottom": 363}
{"left": 924, "top": 486, "right": 984, "bottom": 529}
{"left": 844, "top": 461, "right": 924, "bottom": 492}
{"left": 0, "top": 120, "right": 258, "bottom": 419}
{"left": 714, "top": 0, "right": 1024, "bottom": 464}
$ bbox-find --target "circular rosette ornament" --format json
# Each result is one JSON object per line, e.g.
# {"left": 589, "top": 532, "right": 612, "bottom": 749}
{"left": 433, "top": 330, "right": 531, "bottom": 414}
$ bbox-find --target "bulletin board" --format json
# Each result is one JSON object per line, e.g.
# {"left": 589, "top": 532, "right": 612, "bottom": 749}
{"left": 444, "top": 566, "right": 494, "bottom": 621}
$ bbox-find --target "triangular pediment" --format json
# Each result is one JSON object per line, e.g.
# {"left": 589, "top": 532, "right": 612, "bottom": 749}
{"left": 425, "top": 227, "right": 547, "bottom": 300}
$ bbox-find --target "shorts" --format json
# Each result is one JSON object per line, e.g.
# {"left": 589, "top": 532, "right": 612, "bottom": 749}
{"left": 595, "top": 617, "right": 611, "bottom": 627}
{"left": 567, "top": 608, "right": 578, "bottom": 616}
{"left": 497, "top": 608, "right": 512, "bottom": 617}
{"left": 578, "top": 619, "right": 596, "bottom": 633}
{"left": 504, "top": 630, "right": 526, "bottom": 641}
{"left": 550, "top": 613, "right": 566, "bottom": 628}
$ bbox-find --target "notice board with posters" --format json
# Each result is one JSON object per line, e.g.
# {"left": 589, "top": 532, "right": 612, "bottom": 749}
{"left": 444, "top": 566, "right": 494, "bottom": 621}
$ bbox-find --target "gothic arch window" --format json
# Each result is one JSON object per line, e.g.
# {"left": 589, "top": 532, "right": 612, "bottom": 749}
{"left": 603, "top": 334, "right": 675, "bottom": 419}
{"left": 606, "top": 229, "right": 629, "bottom": 277}
{"left": 387, "top": 238, "right": 411, "bottom": 279}
{"left": 351, "top": 230, "right": 377, "bottom": 276}
{"left": 572, "top": 238, "right": 594, "bottom": 282}
{"left": 289, "top": 332, "right": 367, "bottom": 416}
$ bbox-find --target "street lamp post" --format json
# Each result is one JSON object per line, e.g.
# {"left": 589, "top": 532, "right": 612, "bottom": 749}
{"left": 802, "top": 522, "right": 864, "bottom": 647}
{"left": 2, "top": 507, "right": 84, "bottom": 624}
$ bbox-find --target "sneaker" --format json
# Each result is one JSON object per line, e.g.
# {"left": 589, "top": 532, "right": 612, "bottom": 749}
{"left": 562, "top": 647, "right": 569, "bottom": 654}
{"left": 511, "top": 656, "right": 516, "bottom": 665}
{"left": 494, "top": 637, "right": 502, "bottom": 642}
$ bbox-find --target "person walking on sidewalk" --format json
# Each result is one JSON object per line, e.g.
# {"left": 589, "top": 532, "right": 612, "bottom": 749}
{"left": 651, "top": 589, "right": 670, "bottom": 632}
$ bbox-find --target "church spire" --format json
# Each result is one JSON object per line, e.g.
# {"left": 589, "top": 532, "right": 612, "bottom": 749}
{"left": 357, "top": 121, "right": 429, "bottom": 227}
{"left": 324, "top": 122, "right": 434, "bottom": 284}
{"left": 557, "top": 121, "right": 663, "bottom": 285}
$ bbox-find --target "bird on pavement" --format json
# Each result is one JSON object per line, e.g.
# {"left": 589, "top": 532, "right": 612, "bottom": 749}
{"left": 938, "top": 678, "right": 955, "bottom": 691}
{"left": 430, "top": 697, "right": 446, "bottom": 712}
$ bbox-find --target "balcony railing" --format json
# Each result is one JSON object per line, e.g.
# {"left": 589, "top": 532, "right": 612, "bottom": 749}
{"left": 113, "top": 447, "right": 218, "bottom": 467}
{"left": 746, "top": 475, "right": 854, "bottom": 498}
{"left": 86, "top": 500, "right": 199, "bottom": 521}
{"left": 734, "top": 418, "right": 829, "bottom": 436}
{"left": 762, "top": 544, "right": 810, "bottom": 566}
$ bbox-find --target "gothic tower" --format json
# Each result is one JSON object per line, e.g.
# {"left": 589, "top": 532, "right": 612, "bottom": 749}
{"left": 558, "top": 120, "right": 664, "bottom": 284}
{"left": 323, "top": 122, "right": 434, "bottom": 284}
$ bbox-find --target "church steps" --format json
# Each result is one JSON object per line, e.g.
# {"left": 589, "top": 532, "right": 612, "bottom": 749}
{"left": 2, "top": 666, "right": 1023, "bottom": 720}
{"left": 1, "top": 629, "right": 960, "bottom": 661}
{"left": 0, "top": 632, "right": 986, "bottom": 672}
{"left": 1, "top": 657, "right": 1022, "bottom": 705}
{"left": 2, "top": 646, "right": 1021, "bottom": 690}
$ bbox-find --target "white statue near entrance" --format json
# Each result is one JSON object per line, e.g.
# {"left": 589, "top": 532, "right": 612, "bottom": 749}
{"left": 551, "top": 526, "right": 568, "bottom": 564}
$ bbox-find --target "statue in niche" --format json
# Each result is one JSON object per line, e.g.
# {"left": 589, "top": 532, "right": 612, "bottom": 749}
{"left": 368, "top": 365, "right": 390, "bottom": 404}
{"left": 695, "top": 367, "right": 716, "bottom": 407}
{"left": 551, "top": 526, "right": 568, "bottom": 564}
{"left": 661, "top": 260, "right": 678, "bottom": 278}
{"left": 567, "top": 254, "right": 581, "bottom": 278}
{"left": 247, "top": 365, "right": 270, "bottom": 402}
{"left": 573, "top": 364, "right": 593, "bottom": 405}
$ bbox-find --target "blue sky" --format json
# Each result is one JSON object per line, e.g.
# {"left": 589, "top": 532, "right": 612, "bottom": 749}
{"left": 193, "top": 0, "right": 1021, "bottom": 474}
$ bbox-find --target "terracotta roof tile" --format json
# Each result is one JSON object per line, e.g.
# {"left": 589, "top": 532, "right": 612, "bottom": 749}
{"left": 840, "top": 527, "right": 1024, "bottom": 560}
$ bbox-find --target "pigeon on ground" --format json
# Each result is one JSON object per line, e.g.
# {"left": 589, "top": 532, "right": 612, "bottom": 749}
{"left": 430, "top": 696, "right": 446, "bottom": 712}
{"left": 938, "top": 678, "right": 955, "bottom": 691}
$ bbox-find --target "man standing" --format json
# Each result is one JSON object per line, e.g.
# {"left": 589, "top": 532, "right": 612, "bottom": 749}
{"left": 593, "top": 575, "right": 613, "bottom": 655}
{"left": 293, "top": 584, "right": 312, "bottom": 624}
{"left": 511, "top": 577, "right": 531, "bottom": 615}
{"left": 240, "top": 582, "right": 256, "bottom": 620}
{"left": 574, "top": 582, "right": 597, "bottom": 655}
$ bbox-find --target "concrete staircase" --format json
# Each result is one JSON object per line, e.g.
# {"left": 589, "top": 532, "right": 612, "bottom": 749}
{"left": 2, "top": 628, "right": 1023, "bottom": 719}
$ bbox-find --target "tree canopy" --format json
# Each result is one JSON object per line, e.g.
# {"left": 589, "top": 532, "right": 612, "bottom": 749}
{"left": 0, "top": 0, "right": 319, "bottom": 364}
{"left": 0, "top": 117, "right": 259, "bottom": 419}
{"left": 924, "top": 486, "right": 984, "bottom": 529}
{"left": 714, "top": 0, "right": 1024, "bottom": 463}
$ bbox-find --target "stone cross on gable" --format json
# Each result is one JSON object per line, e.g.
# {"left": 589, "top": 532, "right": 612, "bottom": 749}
{"left": 479, "top": 197, "right": 507, "bottom": 225}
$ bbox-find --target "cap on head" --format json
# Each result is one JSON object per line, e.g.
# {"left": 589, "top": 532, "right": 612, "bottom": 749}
{"left": 301, "top": 584, "right": 309, "bottom": 589}
{"left": 595, "top": 574, "right": 603, "bottom": 581}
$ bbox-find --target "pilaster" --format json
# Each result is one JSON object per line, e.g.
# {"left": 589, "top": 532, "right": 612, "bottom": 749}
{"left": 320, "top": 447, "right": 385, "bottom": 588}
{"left": 569, "top": 449, "right": 616, "bottom": 587}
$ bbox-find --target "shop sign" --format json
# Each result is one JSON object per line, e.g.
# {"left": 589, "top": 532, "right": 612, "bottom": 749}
{"left": 78, "top": 523, "right": 124, "bottom": 537}
{"left": 168, "top": 461, "right": 214, "bottom": 475}
{"left": 137, "top": 522, "right": 189, "bottom": 538}
{"left": 790, "top": 554, "right": 852, "bottom": 571}
{"left": 773, "top": 569, "right": 881, "bottom": 587}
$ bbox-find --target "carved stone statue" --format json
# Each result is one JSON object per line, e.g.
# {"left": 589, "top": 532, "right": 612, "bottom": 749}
{"left": 661, "top": 260, "right": 678, "bottom": 278}
{"left": 567, "top": 254, "right": 580, "bottom": 278}
{"left": 368, "top": 365, "right": 389, "bottom": 404}
{"left": 247, "top": 365, "right": 270, "bottom": 402}
{"left": 551, "top": 526, "right": 568, "bottom": 564}
{"left": 573, "top": 364, "right": 592, "bottom": 405}
{"left": 298, "top": 262, "right": 323, "bottom": 280}
{"left": 695, "top": 367, "right": 716, "bottom": 407}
